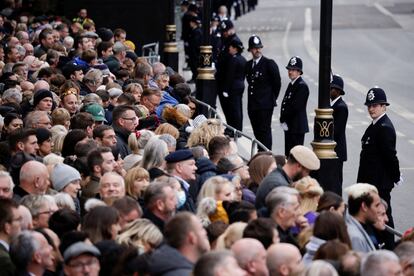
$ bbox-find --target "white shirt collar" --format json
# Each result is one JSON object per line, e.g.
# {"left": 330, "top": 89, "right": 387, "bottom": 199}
{"left": 253, "top": 56, "right": 262, "bottom": 66}
{"left": 330, "top": 96, "right": 341, "bottom": 106}
{"left": 0, "top": 239, "right": 9, "bottom": 251}
{"left": 290, "top": 75, "right": 301, "bottom": 85}
{"left": 173, "top": 175, "right": 190, "bottom": 191}
{"left": 372, "top": 112, "right": 386, "bottom": 125}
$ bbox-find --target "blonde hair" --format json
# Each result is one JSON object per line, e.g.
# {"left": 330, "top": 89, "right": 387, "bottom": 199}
{"left": 124, "top": 167, "right": 150, "bottom": 199}
{"left": 127, "top": 129, "right": 155, "bottom": 154}
{"left": 293, "top": 176, "right": 324, "bottom": 215}
{"left": 51, "top": 107, "right": 71, "bottom": 126}
{"left": 215, "top": 222, "right": 247, "bottom": 250}
{"left": 187, "top": 119, "right": 224, "bottom": 149}
{"left": 116, "top": 219, "right": 163, "bottom": 252}
{"left": 154, "top": 123, "right": 179, "bottom": 139}
{"left": 43, "top": 153, "right": 64, "bottom": 166}
{"left": 197, "top": 176, "right": 233, "bottom": 203}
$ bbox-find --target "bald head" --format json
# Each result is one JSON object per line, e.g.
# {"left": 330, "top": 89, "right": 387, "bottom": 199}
{"left": 267, "top": 243, "right": 303, "bottom": 276}
{"left": 34, "top": 80, "right": 50, "bottom": 93}
{"left": 20, "top": 80, "right": 34, "bottom": 92}
{"left": 19, "top": 161, "right": 49, "bottom": 194}
{"left": 232, "top": 238, "right": 269, "bottom": 276}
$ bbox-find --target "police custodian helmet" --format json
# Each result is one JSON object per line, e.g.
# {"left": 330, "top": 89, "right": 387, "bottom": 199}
{"left": 286, "top": 56, "right": 303, "bottom": 73}
{"left": 364, "top": 87, "right": 389, "bottom": 106}
{"left": 330, "top": 75, "right": 345, "bottom": 95}
{"left": 248, "top": 35, "right": 263, "bottom": 51}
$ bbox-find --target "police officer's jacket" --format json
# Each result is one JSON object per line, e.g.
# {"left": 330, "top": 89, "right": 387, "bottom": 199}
{"left": 280, "top": 76, "right": 309, "bottom": 134}
{"left": 245, "top": 56, "right": 281, "bottom": 111}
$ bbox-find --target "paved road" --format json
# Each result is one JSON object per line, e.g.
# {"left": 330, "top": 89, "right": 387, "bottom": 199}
{"left": 214, "top": 0, "right": 414, "bottom": 232}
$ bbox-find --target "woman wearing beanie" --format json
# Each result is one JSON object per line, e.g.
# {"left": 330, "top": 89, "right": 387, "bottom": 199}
{"left": 50, "top": 163, "right": 82, "bottom": 214}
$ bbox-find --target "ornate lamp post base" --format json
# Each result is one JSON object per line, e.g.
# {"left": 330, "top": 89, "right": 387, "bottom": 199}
{"left": 163, "top": 24, "right": 179, "bottom": 72}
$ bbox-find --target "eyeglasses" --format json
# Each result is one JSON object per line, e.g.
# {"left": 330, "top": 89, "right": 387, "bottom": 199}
{"left": 232, "top": 164, "right": 248, "bottom": 171}
{"left": 122, "top": 116, "right": 138, "bottom": 122}
{"left": 68, "top": 258, "right": 99, "bottom": 271}
{"left": 37, "top": 210, "right": 54, "bottom": 216}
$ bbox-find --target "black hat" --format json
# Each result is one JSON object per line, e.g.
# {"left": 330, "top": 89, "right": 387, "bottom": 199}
{"left": 286, "top": 56, "right": 303, "bottom": 73}
{"left": 165, "top": 149, "right": 194, "bottom": 163}
{"left": 33, "top": 89, "right": 53, "bottom": 107}
{"left": 189, "top": 15, "right": 201, "bottom": 24}
{"left": 364, "top": 87, "right": 389, "bottom": 106}
{"left": 96, "top": 28, "right": 114, "bottom": 42}
{"left": 330, "top": 75, "right": 345, "bottom": 95}
{"left": 220, "top": 19, "right": 234, "bottom": 33}
{"left": 181, "top": 0, "right": 189, "bottom": 6}
{"left": 36, "top": 128, "right": 52, "bottom": 144}
{"left": 62, "top": 63, "right": 83, "bottom": 79}
{"left": 188, "top": 3, "right": 198, "bottom": 12}
{"left": 248, "top": 35, "right": 263, "bottom": 51}
{"left": 229, "top": 38, "right": 244, "bottom": 51}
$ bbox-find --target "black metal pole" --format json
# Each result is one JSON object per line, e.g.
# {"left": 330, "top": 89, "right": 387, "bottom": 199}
{"left": 162, "top": 0, "right": 179, "bottom": 72}
{"left": 318, "top": 0, "right": 332, "bottom": 109}
{"left": 311, "top": 0, "right": 341, "bottom": 194}
{"left": 196, "top": 0, "right": 217, "bottom": 115}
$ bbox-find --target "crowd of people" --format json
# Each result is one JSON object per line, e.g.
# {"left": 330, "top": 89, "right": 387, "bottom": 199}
{"left": 0, "top": 1, "right": 412, "bottom": 276}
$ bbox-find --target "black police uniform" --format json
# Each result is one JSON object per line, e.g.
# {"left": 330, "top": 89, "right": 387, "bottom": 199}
{"left": 357, "top": 88, "right": 400, "bottom": 231}
{"left": 188, "top": 18, "right": 202, "bottom": 81}
{"left": 218, "top": 38, "right": 246, "bottom": 131}
{"left": 280, "top": 56, "right": 309, "bottom": 156}
{"left": 246, "top": 36, "right": 281, "bottom": 150}
{"left": 331, "top": 75, "right": 348, "bottom": 194}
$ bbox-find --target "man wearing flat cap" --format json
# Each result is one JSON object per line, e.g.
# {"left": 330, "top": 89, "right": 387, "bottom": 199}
{"left": 357, "top": 87, "right": 401, "bottom": 243}
{"left": 330, "top": 74, "right": 348, "bottom": 194}
{"left": 255, "top": 145, "right": 320, "bottom": 209}
{"left": 63, "top": 242, "right": 101, "bottom": 276}
{"left": 165, "top": 149, "right": 197, "bottom": 212}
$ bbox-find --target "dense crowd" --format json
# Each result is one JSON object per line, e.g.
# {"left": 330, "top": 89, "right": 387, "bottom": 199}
{"left": 0, "top": 1, "right": 413, "bottom": 276}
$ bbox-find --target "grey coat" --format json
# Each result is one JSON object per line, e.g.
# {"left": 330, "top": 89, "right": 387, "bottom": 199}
{"left": 346, "top": 214, "right": 376, "bottom": 253}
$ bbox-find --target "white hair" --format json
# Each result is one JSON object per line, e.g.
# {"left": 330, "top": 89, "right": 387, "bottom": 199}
{"left": 345, "top": 183, "right": 378, "bottom": 199}
{"left": 53, "top": 193, "right": 76, "bottom": 211}
{"left": 361, "top": 250, "right": 400, "bottom": 276}
{"left": 84, "top": 198, "right": 106, "bottom": 212}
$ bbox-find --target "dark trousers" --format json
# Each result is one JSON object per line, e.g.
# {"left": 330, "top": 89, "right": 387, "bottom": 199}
{"left": 219, "top": 92, "right": 243, "bottom": 131}
{"left": 378, "top": 188, "right": 395, "bottom": 249}
{"left": 284, "top": 132, "right": 305, "bottom": 156}
{"left": 248, "top": 108, "right": 273, "bottom": 151}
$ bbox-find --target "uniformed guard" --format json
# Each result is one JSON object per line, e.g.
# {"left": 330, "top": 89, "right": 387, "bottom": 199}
{"left": 216, "top": 19, "right": 239, "bottom": 89}
{"left": 330, "top": 75, "right": 348, "bottom": 195}
{"left": 187, "top": 16, "right": 202, "bottom": 83}
{"left": 280, "top": 56, "right": 309, "bottom": 156}
{"left": 218, "top": 37, "right": 246, "bottom": 133}
{"left": 245, "top": 35, "right": 281, "bottom": 151}
{"left": 357, "top": 87, "right": 401, "bottom": 247}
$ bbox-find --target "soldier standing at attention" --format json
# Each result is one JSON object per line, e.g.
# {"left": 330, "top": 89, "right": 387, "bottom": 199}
{"left": 245, "top": 35, "right": 281, "bottom": 151}
{"left": 357, "top": 87, "right": 401, "bottom": 239}
{"left": 280, "top": 56, "right": 309, "bottom": 156}
{"left": 330, "top": 75, "right": 348, "bottom": 195}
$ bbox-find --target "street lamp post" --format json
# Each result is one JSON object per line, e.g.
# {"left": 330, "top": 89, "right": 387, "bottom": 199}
{"left": 311, "top": 0, "right": 341, "bottom": 194}
{"left": 196, "top": 0, "right": 217, "bottom": 115}
{"left": 163, "top": 0, "right": 179, "bottom": 72}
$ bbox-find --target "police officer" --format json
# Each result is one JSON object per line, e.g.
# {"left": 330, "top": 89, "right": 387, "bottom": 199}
{"left": 218, "top": 37, "right": 246, "bottom": 133}
{"left": 216, "top": 19, "right": 240, "bottom": 103}
{"left": 280, "top": 56, "right": 309, "bottom": 156}
{"left": 357, "top": 87, "right": 401, "bottom": 238}
{"left": 246, "top": 35, "right": 281, "bottom": 150}
{"left": 330, "top": 75, "right": 348, "bottom": 195}
{"left": 187, "top": 16, "right": 202, "bottom": 83}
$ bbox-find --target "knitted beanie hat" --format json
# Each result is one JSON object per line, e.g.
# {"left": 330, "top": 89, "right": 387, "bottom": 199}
{"left": 50, "top": 163, "right": 81, "bottom": 192}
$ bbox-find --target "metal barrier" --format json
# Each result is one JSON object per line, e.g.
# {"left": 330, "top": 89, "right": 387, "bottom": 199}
{"left": 142, "top": 42, "right": 160, "bottom": 64}
{"left": 191, "top": 97, "right": 270, "bottom": 158}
